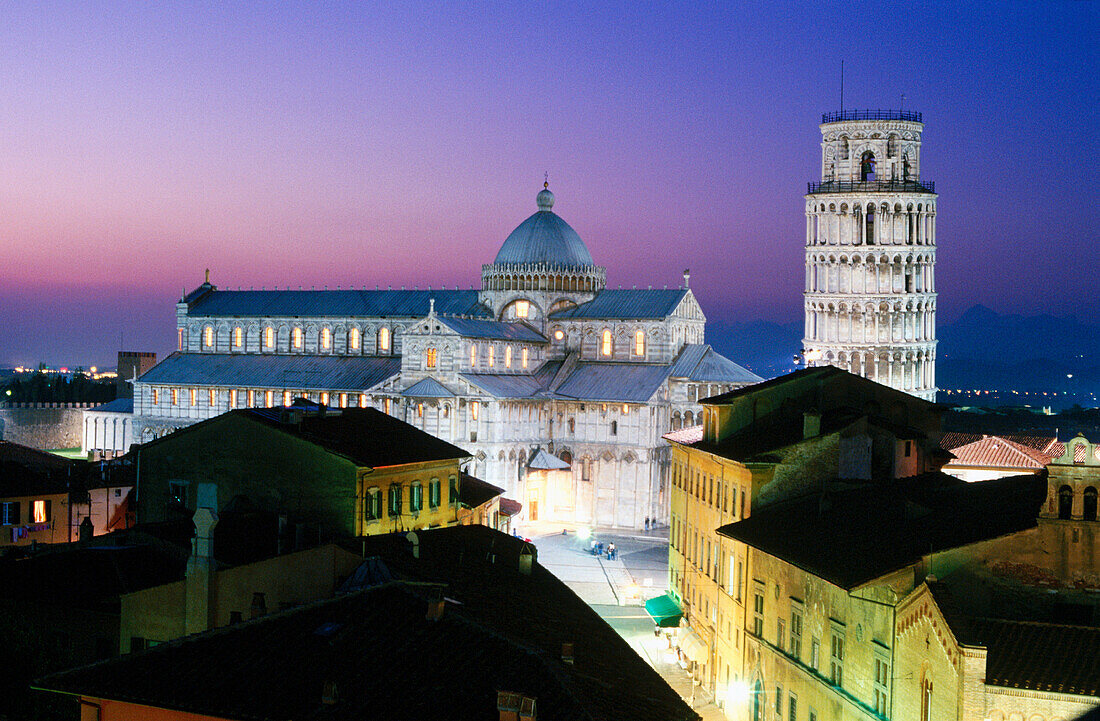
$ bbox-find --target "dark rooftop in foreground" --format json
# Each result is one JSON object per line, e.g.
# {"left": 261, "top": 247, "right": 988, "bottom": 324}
{"left": 37, "top": 525, "right": 698, "bottom": 721}
{"left": 718, "top": 472, "right": 1046, "bottom": 590}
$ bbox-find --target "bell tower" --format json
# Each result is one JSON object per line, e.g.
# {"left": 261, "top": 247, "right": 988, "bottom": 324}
{"left": 802, "top": 110, "right": 938, "bottom": 401}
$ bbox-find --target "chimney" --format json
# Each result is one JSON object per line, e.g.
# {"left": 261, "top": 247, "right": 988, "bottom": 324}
{"left": 519, "top": 544, "right": 536, "bottom": 576}
{"left": 561, "top": 642, "right": 574, "bottom": 665}
{"left": 79, "top": 516, "right": 94, "bottom": 544}
{"left": 250, "top": 592, "right": 267, "bottom": 619}
{"left": 803, "top": 410, "right": 821, "bottom": 439}
{"left": 185, "top": 484, "right": 219, "bottom": 636}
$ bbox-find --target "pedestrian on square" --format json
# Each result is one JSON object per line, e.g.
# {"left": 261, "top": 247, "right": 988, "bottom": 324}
{"left": 644, "top": 516, "right": 650, "bottom": 531}
{"left": 608, "top": 542, "right": 616, "bottom": 560}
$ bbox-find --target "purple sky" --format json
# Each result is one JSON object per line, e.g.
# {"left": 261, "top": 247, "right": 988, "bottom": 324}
{"left": 1, "top": 2, "right": 1097, "bottom": 368}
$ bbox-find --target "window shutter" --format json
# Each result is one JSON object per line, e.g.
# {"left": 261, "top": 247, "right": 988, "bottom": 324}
{"left": 13, "top": 501, "right": 21, "bottom": 525}
{"left": 45, "top": 499, "right": 53, "bottom": 523}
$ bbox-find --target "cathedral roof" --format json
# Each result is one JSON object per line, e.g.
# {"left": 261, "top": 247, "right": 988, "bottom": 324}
{"left": 548, "top": 289, "right": 689, "bottom": 320}
{"left": 437, "top": 317, "right": 547, "bottom": 343}
{"left": 668, "top": 345, "right": 763, "bottom": 384}
{"left": 401, "top": 377, "right": 456, "bottom": 398}
{"left": 185, "top": 289, "right": 490, "bottom": 319}
{"left": 140, "top": 353, "right": 400, "bottom": 392}
{"left": 491, "top": 187, "right": 596, "bottom": 268}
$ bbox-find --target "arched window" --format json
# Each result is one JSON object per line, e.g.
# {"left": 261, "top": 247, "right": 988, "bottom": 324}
{"left": 866, "top": 205, "right": 876, "bottom": 245}
{"left": 488, "top": 346, "right": 495, "bottom": 367}
{"left": 321, "top": 327, "right": 332, "bottom": 350}
{"left": 505, "top": 346, "right": 512, "bottom": 368}
{"left": 292, "top": 327, "right": 303, "bottom": 349}
{"left": 264, "top": 326, "right": 274, "bottom": 349}
{"left": 887, "top": 135, "right": 898, "bottom": 158}
{"left": 348, "top": 327, "right": 360, "bottom": 351}
{"left": 521, "top": 347, "right": 529, "bottom": 368}
{"left": 203, "top": 326, "right": 214, "bottom": 348}
{"left": 470, "top": 343, "right": 477, "bottom": 367}
{"left": 685, "top": 410, "right": 694, "bottom": 426}
{"left": 920, "top": 676, "right": 933, "bottom": 721}
{"left": 601, "top": 329, "right": 613, "bottom": 357}
{"left": 425, "top": 348, "right": 437, "bottom": 369}
{"left": 1058, "top": 485, "right": 1074, "bottom": 520}
{"left": 860, "top": 151, "right": 876, "bottom": 181}
{"left": 634, "top": 330, "right": 645, "bottom": 357}
{"left": 514, "top": 300, "right": 529, "bottom": 318}
{"left": 839, "top": 137, "right": 849, "bottom": 160}
{"left": 233, "top": 326, "right": 243, "bottom": 348}
{"left": 1084, "top": 487, "right": 1098, "bottom": 521}
{"left": 560, "top": 450, "right": 573, "bottom": 465}
{"left": 378, "top": 327, "right": 390, "bottom": 353}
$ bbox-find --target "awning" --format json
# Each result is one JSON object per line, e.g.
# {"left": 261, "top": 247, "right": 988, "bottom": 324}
{"left": 644, "top": 593, "right": 683, "bottom": 628}
{"left": 677, "top": 627, "right": 708, "bottom": 664}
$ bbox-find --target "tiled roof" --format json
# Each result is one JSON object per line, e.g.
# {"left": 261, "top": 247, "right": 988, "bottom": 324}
{"left": 718, "top": 473, "right": 1047, "bottom": 590}
{"left": 663, "top": 425, "right": 704, "bottom": 445}
{"left": 437, "top": 317, "right": 547, "bottom": 343}
{"left": 498, "top": 498, "right": 522, "bottom": 516}
{"left": 0, "top": 440, "right": 75, "bottom": 473}
{"left": 940, "top": 432, "right": 1059, "bottom": 455}
{"left": 459, "top": 473, "right": 504, "bottom": 509}
{"left": 668, "top": 344, "right": 763, "bottom": 384}
{"left": 143, "top": 408, "right": 471, "bottom": 469}
{"left": 139, "top": 353, "right": 401, "bottom": 391}
{"left": 700, "top": 366, "right": 844, "bottom": 404}
{"left": 401, "top": 377, "right": 456, "bottom": 398}
{"left": 186, "top": 289, "right": 491, "bottom": 318}
{"left": 38, "top": 526, "right": 696, "bottom": 721}
{"left": 970, "top": 618, "right": 1100, "bottom": 696}
{"left": 944, "top": 436, "right": 1054, "bottom": 470}
{"left": 548, "top": 288, "right": 688, "bottom": 320}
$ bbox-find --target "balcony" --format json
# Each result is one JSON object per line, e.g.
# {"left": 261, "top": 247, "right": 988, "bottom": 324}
{"left": 821, "top": 109, "right": 922, "bottom": 123}
{"left": 807, "top": 179, "right": 935, "bottom": 195}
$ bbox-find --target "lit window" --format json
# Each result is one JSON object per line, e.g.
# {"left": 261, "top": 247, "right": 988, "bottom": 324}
{"left": 470, "top": 344, "right": 477, "bottom": 367}
{"left": 189, "top": 388, "right": 197, "bottom": 407}
{"left": 554, "top": 329, "right": 564, "bottom": 341}
{"left": 515, "top": 300, "right": 529, "bottom": 318}
{"left": 488, "top": 346, "right": 495, "bottom": 367}
{"left": 321, "top": 328, "right": 331, "bottom": 350}
{"left": 622, "top": 404, "right": 629, "bottom": 414}
{"left": 283, "top": 390, "right": 292, "bottom": 406}
{"left": 229, "top": 390, "right": 237, "bottom": 408}
{"left": 384, "top": 398, "right": 391, "bottom": 414}
{"left": 601, "top": 330, "right": 612, "bottom": 356}
{"left": 321, "top": 392, "right": 330, "bottom": 406}
{"left": 635, "top": 330, "right": 645, "bottom": 356}
{"left": 208, "top": 389, "right": 215, "bottom": 406}
{"left": 265, "top": 390, "right": 273, "bottom": 407}
{"left": 292, "top": 327, "right": 303, "bottom": 349}
{"left": 248, "top": 389, "right": 255, "bottom": 407}
{"left": 171, "top": 388, "right": 178, "bottom": 405}
{"left": 426, "top": 348, "right": 437, "bottom": 369}
{"left": 152, "top": 388, "right": 159, "bottom": 405}
{"left": 204, "top": 326, "right": 214, "bottom": 348}
{"left": 505, "top": 346, "right": 512, "bottom": 368}
{"left": 264, "top": 327, "right": 274, "bottom": 348}
{"left": 471, "top": 400, "right": 479, "bottom": 420}
{"left": 177, "top": 328, "right": 184, "bottom": 351}
{"left": 33, "top": 500, "right": 48, "bottom": 523}
{"left": 233, "top": 327, "right": 243, "bottom": 348}
{"left": 417, "top": 403, "right": 423, "bottom": 418}
{"left": 339, "top": 393, "right": 347, "bottom": 408}
{"left": 378, "top": 327, "right": 390, "bottom": 352}
{"left": 521, "top": 347, "right": 528, "bottom": 368}
{"left": 349, "top": 327, "right": 360, "bottom": 351}
{"left": 358, "top": 393, "right": 366, "bottom": 407}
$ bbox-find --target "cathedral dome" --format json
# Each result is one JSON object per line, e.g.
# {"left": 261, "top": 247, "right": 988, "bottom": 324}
{"left": 493, "top": 187, "right": 595, "bottom": 268}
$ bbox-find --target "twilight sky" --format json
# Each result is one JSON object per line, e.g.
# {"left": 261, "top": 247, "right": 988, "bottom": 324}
{"left": 0, "top": 1, "right": 1097, "bottom": 367}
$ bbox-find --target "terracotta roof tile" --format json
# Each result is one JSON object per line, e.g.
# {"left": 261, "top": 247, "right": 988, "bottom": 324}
{"left": 944, "top": 436, "right": 1054, "bottom": 470}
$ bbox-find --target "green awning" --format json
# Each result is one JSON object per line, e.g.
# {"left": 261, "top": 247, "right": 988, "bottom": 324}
{"left": 644, "top": 593, "right": 683, "bottom": 628}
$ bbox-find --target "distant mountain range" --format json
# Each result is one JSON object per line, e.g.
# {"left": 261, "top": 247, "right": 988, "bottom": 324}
{"left": 706, "top": 305, "right": 1100, "bottom": 396}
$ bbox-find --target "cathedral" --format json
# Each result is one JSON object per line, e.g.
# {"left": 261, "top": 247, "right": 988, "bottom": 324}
{"left": 122, "top": 185, "right": 761, "bottom": 529}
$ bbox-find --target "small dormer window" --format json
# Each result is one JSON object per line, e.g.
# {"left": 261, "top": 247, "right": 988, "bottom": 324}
{"left": 515, "top": 300, "right": 529, "bottom": 318}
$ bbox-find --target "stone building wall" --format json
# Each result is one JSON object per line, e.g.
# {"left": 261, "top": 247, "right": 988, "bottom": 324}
{"left": 0, "top": 404, "right": 91, "bottom": 450}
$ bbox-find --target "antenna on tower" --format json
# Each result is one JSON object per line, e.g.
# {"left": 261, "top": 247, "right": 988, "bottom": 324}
{"left": 840, "top": 60, "right": 844, "bottom": 112}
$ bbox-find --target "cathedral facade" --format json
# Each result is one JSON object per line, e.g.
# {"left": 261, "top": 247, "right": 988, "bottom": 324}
{"left": 127, "top": 186, "right": 761, "bottom": 529}
{"left": 802, "top": 110, "right": 938, "bottom": 400}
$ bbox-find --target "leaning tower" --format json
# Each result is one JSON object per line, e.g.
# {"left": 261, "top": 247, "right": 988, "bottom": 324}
{"left": 802, "top": 110, "right": 937, "bottom": 401}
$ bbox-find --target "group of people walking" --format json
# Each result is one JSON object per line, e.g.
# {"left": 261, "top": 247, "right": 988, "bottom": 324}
{"left": 590, "top": 540, "right": 618, "bottom": 560}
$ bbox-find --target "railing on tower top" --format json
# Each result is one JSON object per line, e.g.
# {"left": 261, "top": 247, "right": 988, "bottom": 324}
{"left": 807, "top": 179, "right": 935, "bottom": 194}
{"left": 821, "top": 109, "right": 923, "bottom": 123}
